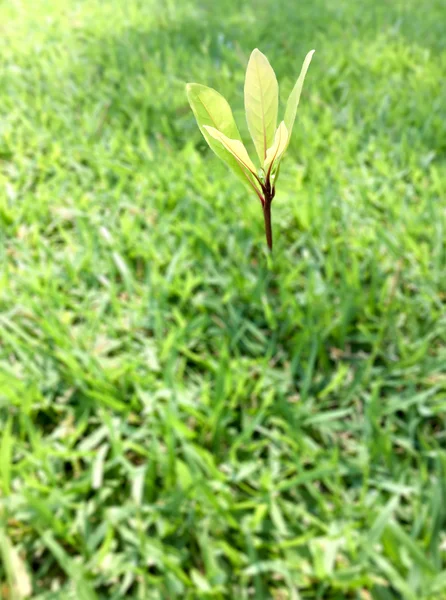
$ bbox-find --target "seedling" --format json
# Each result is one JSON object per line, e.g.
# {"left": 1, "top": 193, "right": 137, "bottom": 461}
{"left": 187, "top": 48, "right": 314, "bottom": 251}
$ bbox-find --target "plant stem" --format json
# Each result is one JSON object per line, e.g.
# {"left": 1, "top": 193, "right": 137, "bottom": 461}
{"left": 263, "top": 198, "right": 273, "bottom": 252}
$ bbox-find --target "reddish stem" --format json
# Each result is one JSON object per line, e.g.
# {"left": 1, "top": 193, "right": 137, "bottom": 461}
{"left": 263, "top": 196, "right": 273, "bottom": 252}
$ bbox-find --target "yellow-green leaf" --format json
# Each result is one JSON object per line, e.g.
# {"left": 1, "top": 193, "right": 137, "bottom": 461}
{"left": 264, "top": 121, "right": 288, "bottom": 173}
{"left": 204, "top": 126, "right": 257, "bottom": 175}
{"left": 284, "top": 50, "right": 315, "bottom": 148}
{"left": 244, "top": 48, "right": 278, "bottom": 163}
{"left": 186, "top": 83, "right": 260, "bottom": 192}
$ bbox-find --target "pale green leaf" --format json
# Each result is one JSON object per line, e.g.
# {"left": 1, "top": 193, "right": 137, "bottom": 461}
{"left": 186, "top": 83, "right": 260, "bottom": 194}
{"left": 264, "top": 121, "right": 288, "bottom": 173}
{"left": 204, "top": 126, "right": 257, "bottom": 175}
{"left": 284, "top": 50, "right": 315, "bottom": 148}
{"left": 244, "top": 48, "right": 278, "bottom": 163}
{"left": 187, "top": 83, "right": 240, "bottom": 139}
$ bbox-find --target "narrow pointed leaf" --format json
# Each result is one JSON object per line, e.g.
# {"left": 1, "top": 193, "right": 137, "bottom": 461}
{"left": 244, "top": 49, "right": 278, "bottom": 163}
{"left": 284, "top": 50, "right": 314, "bottom": 148}
{"left": 186, "top": 83, "right": 260, "bottom": 192}
{"left": 264, "top": 121, "right": 288, "bottom": 173}
{"left": 204, "top": 126, "right": 257, "bottom": 175}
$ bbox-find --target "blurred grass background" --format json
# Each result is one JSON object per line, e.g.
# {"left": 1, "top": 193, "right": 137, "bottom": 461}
{"left": 0, "top": 0, "right": 445, "bottom": 598}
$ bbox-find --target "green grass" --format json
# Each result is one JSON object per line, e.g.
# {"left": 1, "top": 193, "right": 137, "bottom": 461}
{"left": 0, "top": 0, "right": 445, "bottom": 598}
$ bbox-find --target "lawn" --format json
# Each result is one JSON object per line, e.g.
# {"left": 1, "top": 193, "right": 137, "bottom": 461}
{"left": 0, "top": 0, "right": 445, "bottom": 598}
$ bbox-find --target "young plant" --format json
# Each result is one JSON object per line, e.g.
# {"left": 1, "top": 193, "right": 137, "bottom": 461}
{"left": 187, "top": 48, "right": 314, "bottom": 251}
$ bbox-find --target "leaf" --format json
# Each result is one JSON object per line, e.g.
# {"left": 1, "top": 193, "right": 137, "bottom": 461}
{"left": 244, "top": 48, "right": 278, "bottom": 163}
{"left": 186, "top": 83, "right": 260, "bottom": 193}
{"left": 264, "top": 121, "right": 288, "bottom": 174}
{"left": 203, "top": 126, "right": 257, "bottom": 175}
{"left": 284, "top": 50, "right": 315, "bottom": 148}
{"left": 187, "top": 83, "right": 240, "bottom": 140}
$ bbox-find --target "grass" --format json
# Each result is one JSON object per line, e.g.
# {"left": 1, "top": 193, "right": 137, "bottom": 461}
{"left": 0, "top": 0, "right": 445, "bottom": 598}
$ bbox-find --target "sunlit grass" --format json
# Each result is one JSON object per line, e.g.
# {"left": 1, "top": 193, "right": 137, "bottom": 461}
{"left": 0, "top": 0, "right": 445, "bottom": 598}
